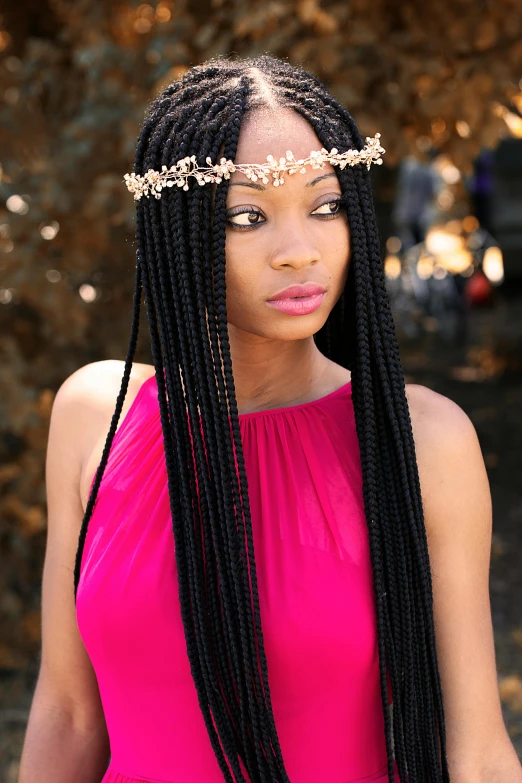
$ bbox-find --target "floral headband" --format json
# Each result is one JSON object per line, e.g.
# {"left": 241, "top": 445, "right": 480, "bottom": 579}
{"left": 123, "top": 133, "right": 385, "bottom": 200}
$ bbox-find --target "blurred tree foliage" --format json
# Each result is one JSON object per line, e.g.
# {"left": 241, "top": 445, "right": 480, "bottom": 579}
{"left": 0, "top": 0, "right": 521, "bottom": 670}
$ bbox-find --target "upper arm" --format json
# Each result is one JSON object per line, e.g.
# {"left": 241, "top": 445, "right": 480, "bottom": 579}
{"left": 36, "top": 362, "right": 113, "bottom": 729}
{"left": 406, "top": 384, "right": 520, "bottom": 777}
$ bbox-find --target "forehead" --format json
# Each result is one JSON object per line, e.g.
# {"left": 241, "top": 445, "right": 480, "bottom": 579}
{"left": 233, "top": 107, "right": 323, "bottom": 166}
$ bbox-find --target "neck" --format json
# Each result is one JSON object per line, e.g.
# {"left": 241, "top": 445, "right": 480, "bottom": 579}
{"left": 227, "top": 326, "right": 337, "bottom": 414}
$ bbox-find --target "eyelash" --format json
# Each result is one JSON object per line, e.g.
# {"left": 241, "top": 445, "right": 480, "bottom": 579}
{"left": 225, "top": 198, "right": 345, "bottom": 230}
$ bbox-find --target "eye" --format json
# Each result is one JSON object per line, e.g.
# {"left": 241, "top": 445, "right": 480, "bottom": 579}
{"left": 311, "top": 198, "right": 344, "bottom": 218}
{"left": 225, "top": 197, "right": 345, "bottom": 230}
{"left": 226, "top": 206, "right": 265, "bottom": 229}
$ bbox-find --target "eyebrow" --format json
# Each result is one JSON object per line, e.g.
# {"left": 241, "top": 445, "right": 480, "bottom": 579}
{"left": 227, "top": 172, "right": 338, "bottom": 191}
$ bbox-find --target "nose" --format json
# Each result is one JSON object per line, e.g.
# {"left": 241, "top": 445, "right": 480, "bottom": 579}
{"left": 269, "top": 224, "right": 321, "bottom": 270}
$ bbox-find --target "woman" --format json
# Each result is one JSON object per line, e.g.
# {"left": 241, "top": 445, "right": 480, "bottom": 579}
{"left": 19, "top": 55, "right": 521, "bottom": 783}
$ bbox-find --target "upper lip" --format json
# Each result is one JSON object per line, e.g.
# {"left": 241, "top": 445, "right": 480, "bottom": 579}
{"left": 267, "top": 283, "right": 326, "bottom": 301}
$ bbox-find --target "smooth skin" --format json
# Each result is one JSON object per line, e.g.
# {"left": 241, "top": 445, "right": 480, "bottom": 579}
{"left": 19, "top": 108, "right": 522, "bottom": 782}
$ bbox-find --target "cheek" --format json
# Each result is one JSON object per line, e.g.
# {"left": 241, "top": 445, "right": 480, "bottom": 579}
{"left": 329, "top": 226, "right": 351, "bottom": 287}
{"left": 224, "top": 247, "right": 260, "bottom": 323}
{"left": 339, "top": 248, "right": 350, "bottom": 287}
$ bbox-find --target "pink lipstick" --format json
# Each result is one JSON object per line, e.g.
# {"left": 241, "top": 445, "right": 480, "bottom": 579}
{"left": 266, "top": 283, "right": 326, "bottom": 316}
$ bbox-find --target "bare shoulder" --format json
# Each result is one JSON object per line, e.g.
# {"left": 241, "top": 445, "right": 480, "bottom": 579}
{"left": 404, "top": 382, "right": 478, "bottom": 447}
{"left": 52, "top": 360, "right": 155, "bottom": 511}
{"left": 403, "top": 382, "right": 490, "bottom": 537}
{"left": 54, "top": 359, "right": 155, "bottom": 419}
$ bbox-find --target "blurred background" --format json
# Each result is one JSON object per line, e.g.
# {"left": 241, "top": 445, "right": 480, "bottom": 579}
{"left": 1, "top": 0, "right": 522, "bottom": 777}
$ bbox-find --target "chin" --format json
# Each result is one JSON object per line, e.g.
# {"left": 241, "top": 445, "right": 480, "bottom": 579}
{"left": 236, "top": 312, "right": 330, "bottom": 341}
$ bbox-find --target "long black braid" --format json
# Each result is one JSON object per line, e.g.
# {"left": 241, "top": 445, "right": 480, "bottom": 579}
{"left": 73, "top": 54, "right": 451, "bottom": 783}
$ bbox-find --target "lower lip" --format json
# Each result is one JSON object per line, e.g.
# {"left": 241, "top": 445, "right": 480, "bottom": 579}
{"left": 266, "top": 292, "right": 326, "bottom": 315}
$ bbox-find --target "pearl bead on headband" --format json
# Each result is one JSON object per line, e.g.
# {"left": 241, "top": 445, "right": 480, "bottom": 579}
{"left": 123, "top": 133, "right": 385, "bottom": 201}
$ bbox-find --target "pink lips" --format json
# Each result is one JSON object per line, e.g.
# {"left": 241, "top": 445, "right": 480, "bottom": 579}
{"left": 266, "top": 283, "right": 326, "bottom": 316}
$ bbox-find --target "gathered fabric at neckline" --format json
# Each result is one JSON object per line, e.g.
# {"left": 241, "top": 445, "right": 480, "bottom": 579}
{"left": 134, "top": 373, "right": 352, "bottom": 421}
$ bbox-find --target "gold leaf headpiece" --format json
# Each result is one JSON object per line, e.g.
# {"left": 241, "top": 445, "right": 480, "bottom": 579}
{"left": 123, "top": 133, "right": 385, "bottom": 200}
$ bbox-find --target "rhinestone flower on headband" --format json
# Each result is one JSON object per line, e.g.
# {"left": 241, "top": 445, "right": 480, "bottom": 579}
{"left": 123, "top": 133, "right": 385, "bottom": 200}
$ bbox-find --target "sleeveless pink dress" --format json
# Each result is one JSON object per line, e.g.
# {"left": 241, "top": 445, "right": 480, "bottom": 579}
{"left": 76, "top": 374, "right": 400, "bottom": 783}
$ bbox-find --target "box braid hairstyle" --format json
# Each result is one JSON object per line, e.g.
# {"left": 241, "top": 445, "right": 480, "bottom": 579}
{"left": 73, "top": 54, "right": 450, "bottom": 783}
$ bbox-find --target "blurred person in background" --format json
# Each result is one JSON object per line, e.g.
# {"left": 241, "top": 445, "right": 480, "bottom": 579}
{"left": 466, "top": 147, "right": 496, "bottom": 238}
{"left": 392, "top": 151, "right": 441, "bottom": 252}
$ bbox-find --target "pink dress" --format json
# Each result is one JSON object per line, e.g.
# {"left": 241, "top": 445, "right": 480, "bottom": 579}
{"left": 76, "top": 374, "right": 400, "bottom": 783}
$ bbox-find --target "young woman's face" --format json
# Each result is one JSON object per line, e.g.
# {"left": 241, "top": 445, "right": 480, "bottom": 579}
{"left": 223, "top": 107, "right": 350, "bottom": 342}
